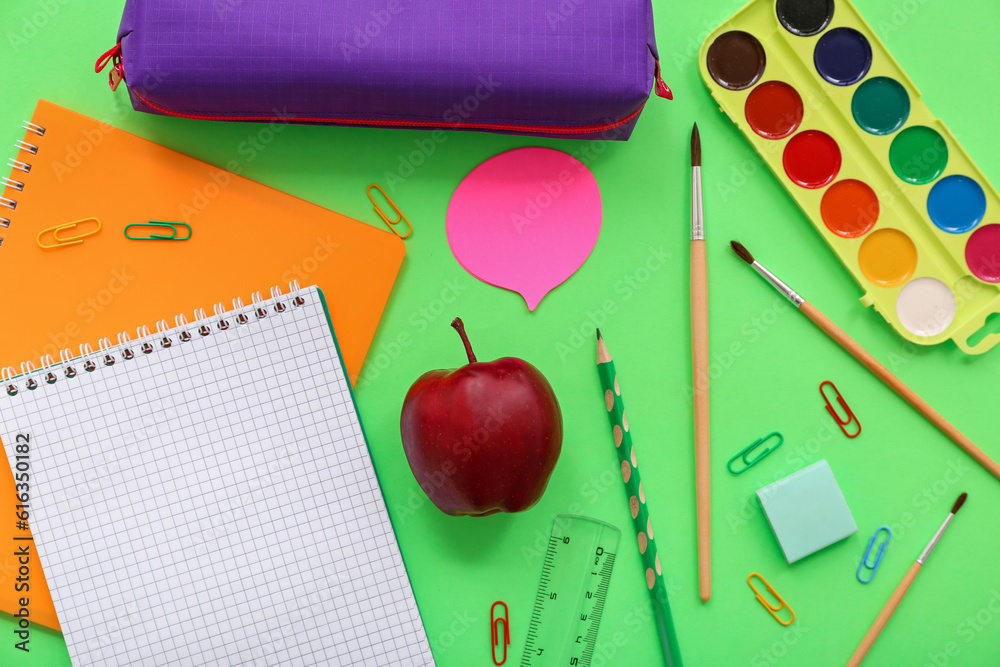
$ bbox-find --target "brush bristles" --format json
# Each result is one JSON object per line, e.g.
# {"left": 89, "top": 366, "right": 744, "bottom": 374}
{"left": 952, "top": 492, "right": 968, "bottom": 514}
{"left": 691, "top": 123, "right": 701, "bottom": 167}
{"left": 730, "top": 240, "right": 754, "bottom": 265}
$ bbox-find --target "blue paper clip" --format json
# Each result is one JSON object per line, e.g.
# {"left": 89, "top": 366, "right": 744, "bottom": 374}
{"left": 727, "top": 431, "right": 783, "bottom": 475}
{"left": 124, "top": 220, "right": 192, "bottom": 241}
{"left": 857, "top": 526, "right": 891, "bottom": 583}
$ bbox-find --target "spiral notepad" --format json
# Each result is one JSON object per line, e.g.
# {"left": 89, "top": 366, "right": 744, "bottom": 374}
{"left": 0, "top": 99, "right": 407, "bottom": 629}
{"left": 0, "top": 283, "right": 434, "bottom": 666}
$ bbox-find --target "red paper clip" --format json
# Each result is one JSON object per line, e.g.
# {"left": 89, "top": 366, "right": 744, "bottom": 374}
{"left": 490, "top": 601, "right": 510, "bottom": 665}
{"left": 820, "top": 380, "right": 861, "bottom": 438}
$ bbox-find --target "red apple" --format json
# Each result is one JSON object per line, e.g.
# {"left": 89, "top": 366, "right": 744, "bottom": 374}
{"left": 400, "top": 318, "right": 563, "bottom": 516}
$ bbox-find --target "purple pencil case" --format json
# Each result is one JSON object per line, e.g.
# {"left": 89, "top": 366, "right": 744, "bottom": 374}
{"left": 97, "top": 0, "right": 670, "bottom": 140}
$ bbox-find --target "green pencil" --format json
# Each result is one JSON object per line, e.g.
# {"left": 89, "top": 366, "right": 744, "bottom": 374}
{"left": 596, "top": 330, "right": 683, "bottom": 667}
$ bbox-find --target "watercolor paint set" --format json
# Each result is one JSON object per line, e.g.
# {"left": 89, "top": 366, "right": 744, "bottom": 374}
{"left": 699, "top": 0, "right": 1000, "bottom": 354}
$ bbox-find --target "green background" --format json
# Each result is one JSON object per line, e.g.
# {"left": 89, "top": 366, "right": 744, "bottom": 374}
{"left": 3, "top": 0, "right": 1000, "bottom": 665}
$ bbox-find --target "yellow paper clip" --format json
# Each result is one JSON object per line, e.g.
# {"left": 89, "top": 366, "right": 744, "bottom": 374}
{"left": 37, "top": 217, "right": 102, "bottom": 249}
{"left": 748, "top": 572, "right": 795, "bottom": 626}
{"left": 367, "top": 183, "right": 412, "bottom": 238}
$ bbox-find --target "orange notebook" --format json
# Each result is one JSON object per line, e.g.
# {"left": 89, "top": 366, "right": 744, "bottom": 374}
{"left": 0, "top": 100, "right": 405, "bottom": 630}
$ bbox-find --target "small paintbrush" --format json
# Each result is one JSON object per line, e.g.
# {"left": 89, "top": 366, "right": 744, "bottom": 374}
{"left": 729, "top": 240, "right": 1000, "bottom": 481}
{"left": 847, "top": 493, "right": 968, "bottom": 666}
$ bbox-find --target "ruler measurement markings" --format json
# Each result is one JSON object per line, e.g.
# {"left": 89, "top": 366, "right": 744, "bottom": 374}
{"left": 520, "top": 515, "right": 621, "bottom": 667}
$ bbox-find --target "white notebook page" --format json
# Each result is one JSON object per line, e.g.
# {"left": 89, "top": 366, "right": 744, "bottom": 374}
{"left": 0, "top": 285, "right": 435, "bottom": 666}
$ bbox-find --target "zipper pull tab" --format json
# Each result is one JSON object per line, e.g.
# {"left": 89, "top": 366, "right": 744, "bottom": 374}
{"left": 654, "top": 60, "right": 673, "bottom": 100}
{"left": 95, "top": 43, "right": 124, "bottom": 92}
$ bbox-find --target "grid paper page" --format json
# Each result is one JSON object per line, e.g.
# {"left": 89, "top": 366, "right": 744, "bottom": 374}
{"left": 0, "top": 286, "right": 435, "bottom": 666}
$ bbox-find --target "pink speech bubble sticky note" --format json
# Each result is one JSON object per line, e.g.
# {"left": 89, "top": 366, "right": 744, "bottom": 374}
{"left": 446, "top": 147, "right": 602, "bottom": 311}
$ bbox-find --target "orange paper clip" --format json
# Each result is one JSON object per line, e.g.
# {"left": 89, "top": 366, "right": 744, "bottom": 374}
{"left": 490, "top": 601, "right": 510, "bottom": 665}
{"left": 37, "top": 217, "right": 102, "bottom": 249}
{"left": 748, "top": 572, "right": 795, "bottom": 626}
{"left": 820, "top": 380, "right": 861, "bottom": 438}
{"left": 367, "top": 183, "right": 412, "bottom": 238}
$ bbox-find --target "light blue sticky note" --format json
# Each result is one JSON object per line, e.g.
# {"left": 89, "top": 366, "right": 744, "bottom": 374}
{"left": 756, "top": 459, "right": 857, "bottom": 563}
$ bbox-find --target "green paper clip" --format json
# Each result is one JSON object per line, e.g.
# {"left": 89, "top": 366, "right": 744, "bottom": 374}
{"left": 727, "top": 431, "right": 783, "bottom": 474}
{"left": 124, "top": 221, "right": 192, "bottom": 241}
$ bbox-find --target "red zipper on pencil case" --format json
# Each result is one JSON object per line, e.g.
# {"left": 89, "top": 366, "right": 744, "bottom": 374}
{"left": 95, "top": 44, "right": 125, "bottom": 91}
{"left": 96, "top": 44, "right": 672, "bottom": 136}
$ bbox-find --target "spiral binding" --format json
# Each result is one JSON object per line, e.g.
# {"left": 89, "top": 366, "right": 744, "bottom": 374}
{"left": 1, "top": 120, "right": 46, "bottom": 234}
{"left": 3, "top": 280, "right": 305, "bottom": 397}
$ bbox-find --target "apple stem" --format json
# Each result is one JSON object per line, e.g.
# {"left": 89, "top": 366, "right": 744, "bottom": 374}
{"left": 451, "top": 317, "right": 477, "bottom": 363}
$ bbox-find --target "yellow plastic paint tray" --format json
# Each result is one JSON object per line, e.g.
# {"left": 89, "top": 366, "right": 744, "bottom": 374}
{"left": 699, "top": 0, "right": 1000, "bottom": 354}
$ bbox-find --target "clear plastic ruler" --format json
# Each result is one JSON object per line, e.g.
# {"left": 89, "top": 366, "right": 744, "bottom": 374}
{"left": 521, "top": 514, "right": 621, "bottom": 667}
